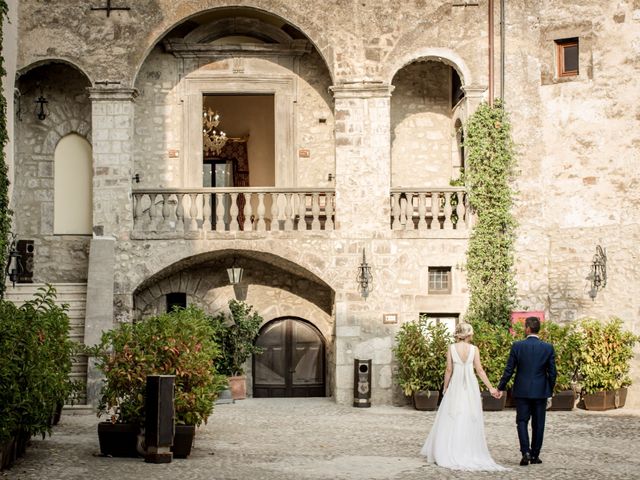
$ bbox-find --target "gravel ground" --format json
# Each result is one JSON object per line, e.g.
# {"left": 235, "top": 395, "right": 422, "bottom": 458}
{"left": 3, "top": 398, "right": 640, "bottom": 480}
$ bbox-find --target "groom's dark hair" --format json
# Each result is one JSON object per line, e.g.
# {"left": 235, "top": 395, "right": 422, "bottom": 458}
{"left": 525, "top": 316, "right": 541, "bottom": 333}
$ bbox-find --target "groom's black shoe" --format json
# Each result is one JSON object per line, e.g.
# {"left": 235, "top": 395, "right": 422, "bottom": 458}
{"left": 530, "top": 456, "right": 542, "bottom": 464}
{"left": 520, "top": 453, "right": 531, "bottom": 466}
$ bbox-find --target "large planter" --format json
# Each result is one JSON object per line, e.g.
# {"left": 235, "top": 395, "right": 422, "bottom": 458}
{"left": 505, "top": 389, "right": 516, "bottom": 408}
{"left": 228, "top": 375, "right": 247, "bottom": 400}
{"left": 583, "top": 387, "right": 627, "bottom": 411}
{"left": 97, "top": 422, "right": 140, "bottom": 458}
{"left": 0, "top": 437, "right": 16, "bottom": 471}
{"left": 171, "top": 425, "right": 196, "bottom": 459}
{"left": 52, "top": 402, "right": 63, "bottom": 426}
{"left": 413, "top": 391, "right": 440, "bottom": 411}
{"left": 549, "top": 390, "right": 576, "bottom": 411}
{"left": 481, "top": 391, "right": 507, "bottom": 411}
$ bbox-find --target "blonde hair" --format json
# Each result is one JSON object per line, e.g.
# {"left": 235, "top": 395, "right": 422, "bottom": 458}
{"left": 454, "top": 322, "right": 474, "bottom": 341}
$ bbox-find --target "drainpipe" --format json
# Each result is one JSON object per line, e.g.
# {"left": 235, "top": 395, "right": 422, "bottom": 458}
{"left": 488, "top": 0, "right": 495, "bottom": 106}
{"left": 500, "top": 0, "right": 505, "bottom": 101}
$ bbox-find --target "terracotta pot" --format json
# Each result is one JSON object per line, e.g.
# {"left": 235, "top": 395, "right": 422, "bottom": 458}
{"left": 481, "top": 391, "right": 507, "bottom": 411}
{"left": 413, "top": 391, "right": 440, "bottom": 411}
{"left": 171, "top": 425, "right": 196, "bottom": 459}
{"left": 549, "top": 390, "right": 576, "bottom": 411}
{"left": 583, "top": 387, "right": 628, "bottom": 411}
{"left": 228, "top": 375, "right": 247, "bottom": 400}
{"left": 97, "top": 422, "right": 140, "bottom": 457}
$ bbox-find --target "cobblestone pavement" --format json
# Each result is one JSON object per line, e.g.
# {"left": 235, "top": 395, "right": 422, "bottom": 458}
{"left": 4, "top": 398, "right": 640, "bottom": 480}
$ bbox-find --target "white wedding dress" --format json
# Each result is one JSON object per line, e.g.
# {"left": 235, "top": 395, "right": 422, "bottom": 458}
{"left": 420, "top": 344, "right": 506, "bottom": 471}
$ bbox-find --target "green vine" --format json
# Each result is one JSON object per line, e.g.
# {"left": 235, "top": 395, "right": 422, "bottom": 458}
{"left": 0, "top": 0, "right": 12, "bottom": 299}
{"left": 464, "top": 101, "right": 517, "bottom": 327}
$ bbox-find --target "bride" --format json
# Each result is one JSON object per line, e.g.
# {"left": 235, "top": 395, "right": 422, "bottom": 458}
{"left": 420, "top": 322, "right": 507, "bottom": 471}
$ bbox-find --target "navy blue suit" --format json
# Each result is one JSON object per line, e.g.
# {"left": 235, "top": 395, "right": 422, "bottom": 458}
{"left": 497, "top": 336, "right": 557, "bottom": 457}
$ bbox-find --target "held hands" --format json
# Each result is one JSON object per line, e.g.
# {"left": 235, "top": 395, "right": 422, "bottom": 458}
{"left": 489, "top": 387, "right": 503, "bottom": 399}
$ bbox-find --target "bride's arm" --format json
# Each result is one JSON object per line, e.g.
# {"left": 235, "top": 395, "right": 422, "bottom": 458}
{"left": 443, "top": 347, "right": 453, "bottom": 393}
{"left": 473, "top": 347, "right": 498, "bottom": 396}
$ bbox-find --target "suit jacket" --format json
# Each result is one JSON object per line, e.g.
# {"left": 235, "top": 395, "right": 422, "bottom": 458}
{"left": 497, "top": 336, "right": 557, "bottom": 399}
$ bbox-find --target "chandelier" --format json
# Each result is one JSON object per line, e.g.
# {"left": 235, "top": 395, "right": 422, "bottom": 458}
{"left": 203, "top": 107, "right": 227, "bottom": 155}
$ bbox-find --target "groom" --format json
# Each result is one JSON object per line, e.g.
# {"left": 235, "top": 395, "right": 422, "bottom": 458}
{"left": 496, "top": 316, "right": 557, "bottom": 466}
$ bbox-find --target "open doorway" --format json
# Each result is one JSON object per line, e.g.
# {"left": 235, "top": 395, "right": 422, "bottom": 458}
{"left": 202, "top": 94, "right": 275, "bottom": 188}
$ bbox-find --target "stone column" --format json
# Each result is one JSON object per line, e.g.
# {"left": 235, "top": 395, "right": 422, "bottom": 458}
{"left": 461, "top": 85, "right": 488, "bottom": 119}
{"left": 330, "top": 83, "right": 394, "bottom": 404}
{"left": 330, "top": 83, "right": 394, "bottom": 234}
{"left": 88, "top": 87, "right": 138, "bottom": 239}
{"left": 84, "top": 237, "right": 115, "bottom": 407}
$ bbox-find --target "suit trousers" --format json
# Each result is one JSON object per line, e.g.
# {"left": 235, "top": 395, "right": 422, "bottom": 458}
{"left": 515, "top": 398, "right": 547, "bottom": 457}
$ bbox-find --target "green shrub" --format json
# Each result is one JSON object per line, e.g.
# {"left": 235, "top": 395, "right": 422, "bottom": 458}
{"left": 0, "top": 285, "right": 77, "bottom": 442}
{"left": 539, "top": 321, "right": 582, "bottom": 392}
{"left": 209, "top": 300, "right": 264, "bottom": 377}
{"left": 470, "top": 320, "right": 512, "bottom": 390}
{"left": 93, "top": 306, "right": 226, "bottom": 427}
{"left": 393, "top": 316, "right": 451, "bottom": 395}
{"left": 577, "top": 317, "right": 639, "bottom": 395}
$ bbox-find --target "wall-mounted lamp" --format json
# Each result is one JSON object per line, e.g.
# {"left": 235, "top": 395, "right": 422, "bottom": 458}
{"left": 132, "top": 173, "right": 140, "bottom": 183}
{"left": 5, "top": 234, "right": 23, "bottom": 288}
{"left": 227, "top": 258, "right": 244, "bottom": 285}
{"left": 356, "top": 250, "right": 373, "bottom": 299}
{"left": 586, "top": 245, "right": 607, "bottom": 300}
{"left": 34, "top": 87, "right": 49, "bottom": 121}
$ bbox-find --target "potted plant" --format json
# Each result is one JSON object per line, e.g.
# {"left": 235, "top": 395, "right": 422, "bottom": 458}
{"left": 210, "top": 300, "right": 264, "bottom": 400}
{"left": 92, "top": 306, "right": 227, "bottom": 458}
{"left": 394, "top": 316, "right": 451, "bottom": 410}
{"left": 538, "top": 321, "right": 581, "bottom": 411}
{"left": 470, "top": 320, "right": 512, "bottom": 411}
{"left": 0, "top": 286, "right": 78, "bottom": 470}
{"left": 577, "top": 317, "right": 639, "bottom": 411}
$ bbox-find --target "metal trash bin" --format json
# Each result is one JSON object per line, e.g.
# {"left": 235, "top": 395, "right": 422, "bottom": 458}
{"left": 145, "top": 375, "right": 175, "bottom": 463}
{"left": 353, "top": 359, "right": 372, "bottom": 408}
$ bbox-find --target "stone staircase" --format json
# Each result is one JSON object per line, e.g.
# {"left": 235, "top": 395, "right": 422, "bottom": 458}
{"left": 4, "top": 283, "right": 89, "bottom": 406}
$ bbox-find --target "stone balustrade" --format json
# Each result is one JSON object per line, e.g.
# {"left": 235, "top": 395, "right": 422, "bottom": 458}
{"left": 390, "top": 187, "right": 471, "bottom": 231}
{"left": 133, "top": 188, "right": 335, "bottom": 237}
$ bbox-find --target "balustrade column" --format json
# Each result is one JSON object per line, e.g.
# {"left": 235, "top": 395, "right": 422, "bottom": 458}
{"left": 88, "top": 88, "right": 138, "bottom": 239}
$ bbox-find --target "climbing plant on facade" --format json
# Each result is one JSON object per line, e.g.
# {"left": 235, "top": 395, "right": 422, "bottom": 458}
{"left": 0, "top": 0, "right": 11, "bottom": 299}
{"left": 464, "top": 100, "right": 517, "bottom": 327}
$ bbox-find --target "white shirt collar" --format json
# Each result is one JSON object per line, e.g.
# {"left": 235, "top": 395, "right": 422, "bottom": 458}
{"left": 527, "top": 334, "right": 539, "bottom": 338}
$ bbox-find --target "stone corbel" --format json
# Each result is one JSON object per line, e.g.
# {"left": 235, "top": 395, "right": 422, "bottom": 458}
{"left": 87, "top": 87, "right": 139, "bottom": 102}
{"left": 330, "top": 82, "right": 395, "bottom": 100}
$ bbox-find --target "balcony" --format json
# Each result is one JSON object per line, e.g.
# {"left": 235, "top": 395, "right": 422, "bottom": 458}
{"left": 131, "top": 187, "right": 471, "bottom": 240}
{"left": 132, "top": 188, "right": 335, "bottom": 239}
{"left": 390, "top": 187, "right": 471, "bottom": 237}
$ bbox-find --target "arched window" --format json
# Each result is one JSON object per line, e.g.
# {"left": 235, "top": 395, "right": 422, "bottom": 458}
{"left": 54, "top": 133, "right": 92, "bottom": 234}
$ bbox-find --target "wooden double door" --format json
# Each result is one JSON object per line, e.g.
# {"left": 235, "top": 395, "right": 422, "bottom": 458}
{"left": 253, "top": 318, "right": 326, "bottom": 398}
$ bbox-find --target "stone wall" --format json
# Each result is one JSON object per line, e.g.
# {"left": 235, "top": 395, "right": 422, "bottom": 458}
{"left": 14, "top": 63, "right": 92, "bottom": 282}
{"left": 391, "top": 61, "right": 454, "bottom": 187}
{"left": 11, "top": 1, "right": 640, "bottom": 406}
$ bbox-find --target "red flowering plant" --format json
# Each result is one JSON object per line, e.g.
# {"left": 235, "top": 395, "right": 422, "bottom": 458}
{"left": 91, "top": 306, "right": 226, "bottom": 427}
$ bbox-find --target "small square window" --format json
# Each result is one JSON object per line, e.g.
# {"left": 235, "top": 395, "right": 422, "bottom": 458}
{"left": 166, "top": 292, "right": 187, "bottom": 312}
{"left": 555, "top": 38, "right": 579, "bottom": 77}
{"left": 428, "top": 267, "right": 452, "bottom": 294}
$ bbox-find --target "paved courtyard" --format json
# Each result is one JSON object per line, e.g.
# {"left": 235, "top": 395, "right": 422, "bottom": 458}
{"left": 4, "top": 398, "right": 640, "bottom": 480}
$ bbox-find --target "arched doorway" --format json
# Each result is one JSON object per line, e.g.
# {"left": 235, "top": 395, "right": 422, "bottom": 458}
{"left": 253, "top": 318, "right": 326, "bottom": 398}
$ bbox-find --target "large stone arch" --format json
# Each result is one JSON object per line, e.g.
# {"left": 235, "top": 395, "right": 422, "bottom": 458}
{"left": 125, "top": 248, "right": 335, "bottom": 316}
{"left": 386, "top": 47, "right": 473, "bottom": 87}
{"left": 131, "top": 2, "right": 336, "bottom": 86}
{"left": 16, "top": 58, "right": 94, "bottom": 87}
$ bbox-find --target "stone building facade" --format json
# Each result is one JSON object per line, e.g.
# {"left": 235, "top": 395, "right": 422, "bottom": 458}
{"left": 5, "top": 0, "right": 640, "bottom": 406}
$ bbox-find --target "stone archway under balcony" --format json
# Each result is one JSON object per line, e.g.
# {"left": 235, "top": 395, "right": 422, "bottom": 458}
{"left": 132, "top": 248, "right": 336, "bottom": 398}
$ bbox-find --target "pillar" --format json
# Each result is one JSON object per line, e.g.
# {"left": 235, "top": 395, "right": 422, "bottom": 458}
{"left": 87, "top": 87, "right": 138, "bottom": 239}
